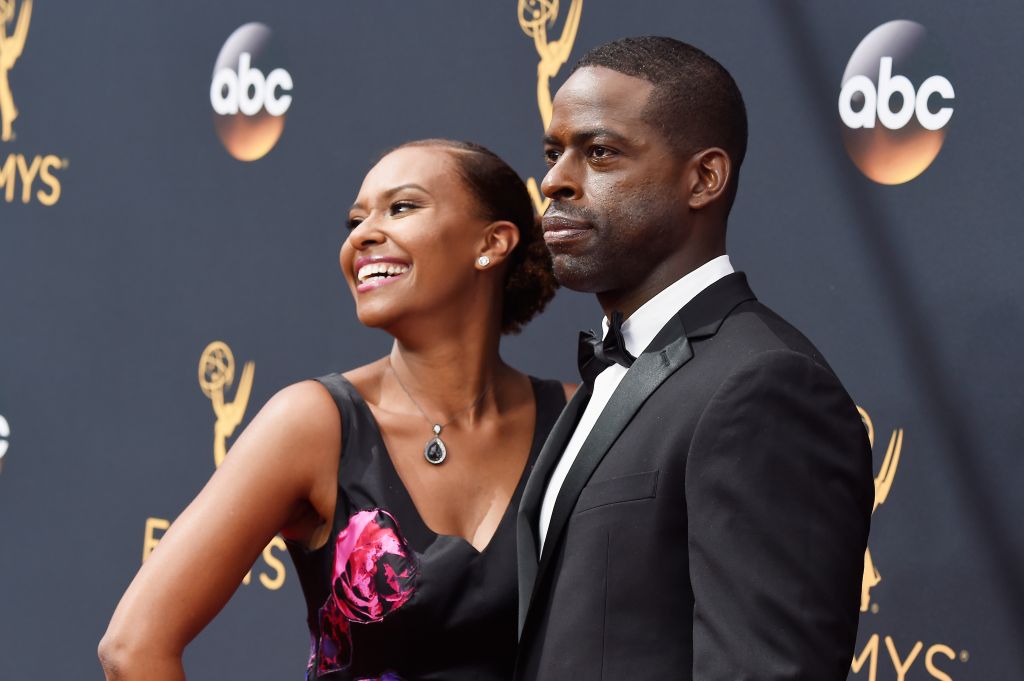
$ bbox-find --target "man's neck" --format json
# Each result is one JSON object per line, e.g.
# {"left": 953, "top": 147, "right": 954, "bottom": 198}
{"left": 597, "top": 249, "right": 728, "bottom": 320}
{"left": 603, "top": 255, "right": 735, "bottom": 357}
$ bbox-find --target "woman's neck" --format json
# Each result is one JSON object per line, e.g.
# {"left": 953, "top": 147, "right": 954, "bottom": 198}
{"left": 385, "top": 312, "right": 507, "bottom": 423}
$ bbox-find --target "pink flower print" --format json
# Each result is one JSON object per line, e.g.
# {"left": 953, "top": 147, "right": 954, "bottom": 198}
{"left": 315, "top": 594, "right": 352, "bottom": 676}
{"left": 332, "top": 509, "right": 418, "bottom": 623}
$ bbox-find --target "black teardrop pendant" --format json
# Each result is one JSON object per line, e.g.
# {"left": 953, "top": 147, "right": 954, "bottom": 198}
{"left": 424, "top": 436, "right": 447, "bottom": 465}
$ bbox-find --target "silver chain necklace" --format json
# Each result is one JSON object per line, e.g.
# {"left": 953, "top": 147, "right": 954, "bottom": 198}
{"left": 388, "top": 364, "right": 492, "bottom": 465}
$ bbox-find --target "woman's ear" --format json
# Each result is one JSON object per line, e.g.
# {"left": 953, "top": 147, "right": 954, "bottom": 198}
{"left": 687, "top": 148, "right": 732, "bottom": 210}
{"left": 476, "top": 220, "right": 520, "bottom": 269}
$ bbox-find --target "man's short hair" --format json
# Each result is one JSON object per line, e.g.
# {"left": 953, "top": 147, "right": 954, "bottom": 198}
{"left": 573, "top": 36, "right": 748, "bottom": 182}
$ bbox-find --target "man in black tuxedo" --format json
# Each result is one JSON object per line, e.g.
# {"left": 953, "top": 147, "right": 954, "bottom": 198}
{"left": 516, "top": 36, "right": 874, "bottom": 680}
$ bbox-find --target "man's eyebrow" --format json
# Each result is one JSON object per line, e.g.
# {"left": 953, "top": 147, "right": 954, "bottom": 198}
{"left": 544, "top": 128, "right": 630, "bottom": 146}
{"left": 350, "top": 183, "right": 431, "bottom": 211}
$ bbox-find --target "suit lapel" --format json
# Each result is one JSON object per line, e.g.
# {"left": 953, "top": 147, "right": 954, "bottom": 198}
{"left": 535, "top": 314, "right": 693, "bottom": 574}
{"left": 517, "top": 384, "right": 591, "bottom": 634}
{"left": 677, "top": 271, "right": 756, "bottom": 340}
{"left": 520, "top": 272, "right": 757, "bottom": 639}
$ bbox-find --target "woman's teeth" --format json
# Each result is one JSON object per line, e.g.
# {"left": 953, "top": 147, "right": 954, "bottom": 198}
{"left": 357, "top": 262, "right": 411, "bottom": 283}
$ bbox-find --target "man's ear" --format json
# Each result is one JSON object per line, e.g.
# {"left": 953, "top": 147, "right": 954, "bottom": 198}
{"left": 477, "top": 220, "right": 520, "bottom": 268}
{"left": 687, "top": 148, "right": 732, "bottom": 210}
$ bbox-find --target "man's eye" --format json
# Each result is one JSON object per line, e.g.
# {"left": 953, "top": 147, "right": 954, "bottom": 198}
{"left": 544, "top": 148, "right": 561, "bottom": 165}
{"left": 346, "top": 217, "right": 363, "bottom": 230}
{"left": 589, "top": 145, "right": 613, "bottom": 159}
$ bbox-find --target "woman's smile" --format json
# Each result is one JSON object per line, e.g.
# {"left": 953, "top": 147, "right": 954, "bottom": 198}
{"left": 354, "top": 255, "right": 412, "bottom": 293}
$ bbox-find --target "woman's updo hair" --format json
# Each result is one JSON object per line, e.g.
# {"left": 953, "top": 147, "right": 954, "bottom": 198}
{"left": 396, "top": 139, "right": 558, "bottom": 334}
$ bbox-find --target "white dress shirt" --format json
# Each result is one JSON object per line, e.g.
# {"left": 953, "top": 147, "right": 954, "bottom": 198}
{"left": 537, "top": 255, "right": 735, "bottom": 553}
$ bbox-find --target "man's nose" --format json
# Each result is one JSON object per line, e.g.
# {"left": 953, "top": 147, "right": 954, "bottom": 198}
{"left": 541, "top": 155, "right": 582, "bottom": 202}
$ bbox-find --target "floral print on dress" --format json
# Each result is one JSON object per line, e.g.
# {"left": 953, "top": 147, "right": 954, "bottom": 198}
{"left": 332, "top": 509, "right": 418, "bottom": 621}
{"left": 310, "top": 508, "right": 419, "bottom": 678}
{"left": 315, "top": 596, "right": 352, "bottom": 675}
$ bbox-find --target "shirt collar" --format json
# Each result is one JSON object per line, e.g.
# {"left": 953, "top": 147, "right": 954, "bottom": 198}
{"left": 602, "top": 255, "right": 735, "bottom": 357}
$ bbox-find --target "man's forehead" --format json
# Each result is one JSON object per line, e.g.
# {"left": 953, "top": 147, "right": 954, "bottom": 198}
{"left": 551, "top": 66, "right": 654, "bottom": 122}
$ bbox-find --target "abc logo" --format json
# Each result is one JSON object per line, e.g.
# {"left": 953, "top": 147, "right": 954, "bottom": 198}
{"left": 0, "top": 413, "right": 9, "bottom": 465}
{"left": 212, "top": 53, "right": 292, "bottom": 117}
{"left": 210, "top": 23, "right": 292, "bottom": 162}
{"left": 838, "top": 20, "right": 954, "bottom": 185}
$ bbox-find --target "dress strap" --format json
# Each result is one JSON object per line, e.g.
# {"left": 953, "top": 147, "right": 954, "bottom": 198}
{"left": 528, "top": 377, "right": 568, "bottom": 464}
{"left": 314, "top": 373, "right": 384, "bottom": 486}
{"left": 315, "top": 373, "right": 357, "bottom": 437}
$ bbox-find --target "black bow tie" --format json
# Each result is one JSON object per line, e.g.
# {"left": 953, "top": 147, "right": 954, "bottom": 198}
{"left": 578, "top": 311, "right": 636, "bottom": 387}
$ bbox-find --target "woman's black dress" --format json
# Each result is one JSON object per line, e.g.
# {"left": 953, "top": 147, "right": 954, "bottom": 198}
{"left": 286, "top": 373, "right": 565, "bottom": 681}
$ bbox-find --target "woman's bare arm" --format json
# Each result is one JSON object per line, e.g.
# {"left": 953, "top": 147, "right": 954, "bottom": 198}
{"left": 98, "top": 381, "right": 340, "bottom": 681}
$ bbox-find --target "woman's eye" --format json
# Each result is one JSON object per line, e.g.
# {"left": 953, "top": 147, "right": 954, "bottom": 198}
{"left": 346, "top": 217, "right": 363, "bottom": 230}
{"left": 390, "top": 201, "right": 418, "bottom": 215}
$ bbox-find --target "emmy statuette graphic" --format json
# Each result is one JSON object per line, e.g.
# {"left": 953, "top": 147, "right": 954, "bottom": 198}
{"left": 198, "top": 341, "right": 255, "bottom": 468}
{"left": 857, "top": 407, "right": 904, "bottom": 613}
{"left": 0, "top": 0, "right": 31, "bottom": 142}
{"left": 517, "top": 0, "right": 583, "bottom": 214}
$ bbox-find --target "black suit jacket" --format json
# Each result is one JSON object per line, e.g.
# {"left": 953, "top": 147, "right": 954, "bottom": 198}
{"left": 515, "top": 273, "right": 873, "bottom": 680}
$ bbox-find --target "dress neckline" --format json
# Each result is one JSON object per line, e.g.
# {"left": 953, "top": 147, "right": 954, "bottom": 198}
{"left": 336, "top": 374, "right": 547, "bottom": 556}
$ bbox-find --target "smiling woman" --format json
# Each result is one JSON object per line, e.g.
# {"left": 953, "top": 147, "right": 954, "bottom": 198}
{"left": 345, "top": 139, "right": 557, "bottom": 334}
{"left": 98, "top": 139, "right": 573, "bottom": 681}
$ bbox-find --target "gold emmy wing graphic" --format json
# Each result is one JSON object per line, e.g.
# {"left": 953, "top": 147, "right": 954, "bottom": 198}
{"left": 857, "top": 406, "right": 904, "bottom": 613}
{"left": 0, "top": 0, "right": 31, "bottom": 142}
{"left": 518, "top": 0, "right": 583, "bottom": 214}
{"left": 198, "top": 340, "right": 255, "bottom": 468}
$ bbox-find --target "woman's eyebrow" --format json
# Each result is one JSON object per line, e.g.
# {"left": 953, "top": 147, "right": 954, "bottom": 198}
{"left": 350, "top": 183, "right": 432, "bottom": 211}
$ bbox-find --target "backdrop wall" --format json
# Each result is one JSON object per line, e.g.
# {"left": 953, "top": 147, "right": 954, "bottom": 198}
{"left": 1, "top": 2, "right": 1021, "bottom": 680}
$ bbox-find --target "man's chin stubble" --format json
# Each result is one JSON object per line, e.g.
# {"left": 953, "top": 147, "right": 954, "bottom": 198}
{"left": 552, "top": 255, "right": 611, "bottom": 293}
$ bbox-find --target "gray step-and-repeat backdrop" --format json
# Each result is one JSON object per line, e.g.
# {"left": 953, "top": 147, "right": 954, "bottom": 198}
{"left": 1, "top": 1, "right": 1021, "bottom": 679}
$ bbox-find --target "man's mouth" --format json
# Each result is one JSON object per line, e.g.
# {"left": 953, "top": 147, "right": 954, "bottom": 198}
{"left": 542, "top": 215, "right": 593, "bottom": 242}
{"left": 354, "top": 256, "right": 411, "bottom": 290}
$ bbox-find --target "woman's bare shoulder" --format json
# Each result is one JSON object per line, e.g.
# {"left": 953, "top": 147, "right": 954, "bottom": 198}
{"left": 223, "top": 381, "right": 342, "bottom": 479}
{"left": 259, "top": 380, "right": 340, "bottom": 436}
